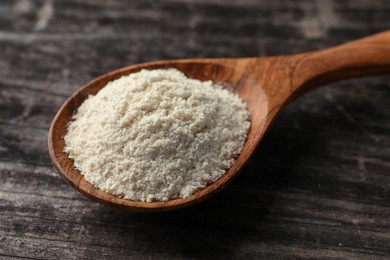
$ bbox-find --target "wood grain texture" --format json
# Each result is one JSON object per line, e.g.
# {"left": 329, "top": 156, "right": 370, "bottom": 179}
{"left": 2, "top": 0, "right": 390, "bottom": 258}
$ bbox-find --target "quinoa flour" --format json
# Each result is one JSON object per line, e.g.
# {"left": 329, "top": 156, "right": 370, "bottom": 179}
{"left": 64, "top": 68, "right": 250, "bottom": 202}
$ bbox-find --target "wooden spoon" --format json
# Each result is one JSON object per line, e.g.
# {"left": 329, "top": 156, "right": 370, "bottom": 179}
{"left": 49, "top": 31, "right": 390, "bottom": 212}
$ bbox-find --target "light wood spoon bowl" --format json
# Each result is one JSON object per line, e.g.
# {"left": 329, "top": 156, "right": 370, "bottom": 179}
{"left": 49, "top": 31, "right": 390, "bottom": 212}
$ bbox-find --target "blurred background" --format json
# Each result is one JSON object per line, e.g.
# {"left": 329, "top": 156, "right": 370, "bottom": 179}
{"left": 1, "top": 0, "right": 390, "bottom": 259}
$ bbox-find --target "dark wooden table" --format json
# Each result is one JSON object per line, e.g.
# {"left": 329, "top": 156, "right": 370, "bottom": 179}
{"left": 1, "top": 0, "right": 390, "bottom": 259}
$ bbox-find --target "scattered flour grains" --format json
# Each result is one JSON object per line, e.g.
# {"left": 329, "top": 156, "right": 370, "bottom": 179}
{"left": 64, "top": 68, "right": 250, "bottom": 202}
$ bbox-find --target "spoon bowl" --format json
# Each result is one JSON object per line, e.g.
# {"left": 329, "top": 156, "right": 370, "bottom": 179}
{"left": 49, "top": 31, "right": 390, "bottom": 212}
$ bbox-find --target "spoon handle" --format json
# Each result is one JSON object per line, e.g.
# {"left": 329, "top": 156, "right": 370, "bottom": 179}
{"left": 290, "top": 30, "right": 390, "bottom": 97}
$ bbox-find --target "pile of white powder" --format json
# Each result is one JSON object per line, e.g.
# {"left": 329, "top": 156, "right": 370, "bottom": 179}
{"left": 64, "top": 68, "right": 250, "bottom": 202}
